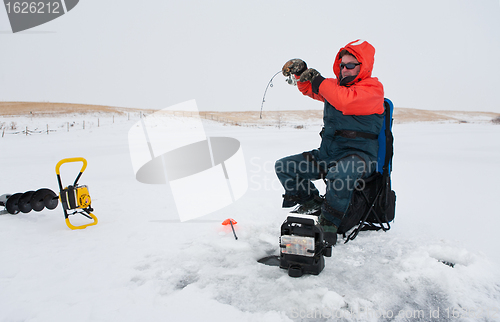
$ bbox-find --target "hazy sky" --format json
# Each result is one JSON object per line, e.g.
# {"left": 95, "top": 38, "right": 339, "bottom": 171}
{"left": 1, "top": 0, "right": 499, "bottom": 112}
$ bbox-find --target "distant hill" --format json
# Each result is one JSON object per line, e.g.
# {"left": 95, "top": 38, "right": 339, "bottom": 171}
{"left": 1, "top": 101, "right": 499, "bottom": 124}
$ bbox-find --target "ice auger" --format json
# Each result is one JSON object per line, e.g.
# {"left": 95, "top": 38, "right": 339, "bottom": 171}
{"left": 56, "top": 157, "right": 98, "bottom": 230}
{"left": 0, "top": 157, "right": 97, "bottom": 230}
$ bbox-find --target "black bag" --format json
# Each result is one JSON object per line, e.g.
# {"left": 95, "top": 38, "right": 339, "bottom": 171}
{"left": 337, "top": 172, "right": 396, "bottom": 235}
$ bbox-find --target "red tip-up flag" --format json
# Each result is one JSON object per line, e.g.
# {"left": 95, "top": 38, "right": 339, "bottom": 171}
{"left": 222, "top": 218, "right": 237, "bottom": 225}
{"left": 222, "top": 218, "right": 238, "bottom": 240}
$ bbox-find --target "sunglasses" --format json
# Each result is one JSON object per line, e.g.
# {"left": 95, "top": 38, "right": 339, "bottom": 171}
{"left": 340, "top": 62, "right": 361, "bottom": 69}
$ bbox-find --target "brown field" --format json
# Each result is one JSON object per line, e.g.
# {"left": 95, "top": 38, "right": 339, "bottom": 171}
{"left": 0, "top": 102, "right": 154, "bottom": 116}
{"left": 1, "top": 101, "right": 499, "bottom": 124}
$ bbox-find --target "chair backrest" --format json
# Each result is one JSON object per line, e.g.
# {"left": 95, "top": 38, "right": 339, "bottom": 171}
{"left": 376, "top": 98, "right": 394, "bottom": 174}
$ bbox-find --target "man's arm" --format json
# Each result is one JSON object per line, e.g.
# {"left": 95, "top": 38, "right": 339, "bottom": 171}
{"left": 299, "top": 77, "right": 384, "bottom": 115}
{"left": 297, "top": 75, "right": 325, "bottom": 102}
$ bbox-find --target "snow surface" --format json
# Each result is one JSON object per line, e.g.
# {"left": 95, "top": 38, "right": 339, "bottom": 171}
{"left": 1, "top": 114, "right": 500, "bottom": 322}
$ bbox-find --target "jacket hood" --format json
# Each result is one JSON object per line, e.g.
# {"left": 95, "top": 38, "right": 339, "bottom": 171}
{"left": 333, "top": 39, "right": 376, "bottom": 85}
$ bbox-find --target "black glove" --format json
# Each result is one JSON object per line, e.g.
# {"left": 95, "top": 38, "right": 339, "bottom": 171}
{"left": 299, "top": 68, "right": 321, "bottom": 83}
{"left": 282, "top": 59, "right": 307, "bottom": 77}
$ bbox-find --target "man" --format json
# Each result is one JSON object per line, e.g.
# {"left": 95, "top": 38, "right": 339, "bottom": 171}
{"left": 275, "top": 39, "right": 385, "bottom": 246}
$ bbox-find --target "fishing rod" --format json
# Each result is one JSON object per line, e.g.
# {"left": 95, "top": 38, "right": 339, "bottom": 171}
{"left": 259, "top": 71, "right": 297, "bottom": 119}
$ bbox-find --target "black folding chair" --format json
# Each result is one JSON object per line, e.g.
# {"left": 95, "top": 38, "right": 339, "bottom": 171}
{"left": 339, "top": 98, "right": 396, "bottom": 243}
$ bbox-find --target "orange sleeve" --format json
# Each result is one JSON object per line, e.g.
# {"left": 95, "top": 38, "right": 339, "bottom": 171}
{"left": 297, "top": 77, "right": 325, "bottom": 102}
{"left": 299, "top": 77, "right": 384, "bottom": 115}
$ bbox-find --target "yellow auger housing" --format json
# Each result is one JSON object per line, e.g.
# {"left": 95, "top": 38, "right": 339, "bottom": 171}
{"left": 56, "top": 157, "right": 98, "bottom": 230}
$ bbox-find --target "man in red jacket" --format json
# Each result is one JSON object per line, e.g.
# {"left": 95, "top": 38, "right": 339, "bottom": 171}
{"left": 276, "top": 39, "right": 384, "bottom": 245}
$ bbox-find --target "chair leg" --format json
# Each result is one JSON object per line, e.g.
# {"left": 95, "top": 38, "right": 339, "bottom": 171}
{"left": 345, "top": 182, "right": 391, "bottom": 243}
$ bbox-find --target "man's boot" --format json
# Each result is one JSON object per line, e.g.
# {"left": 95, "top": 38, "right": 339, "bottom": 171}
{"left": 290, "top": 195, "right": 323, "bottom": 215}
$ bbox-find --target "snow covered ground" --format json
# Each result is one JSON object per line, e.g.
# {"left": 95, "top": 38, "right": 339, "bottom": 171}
{"left": 1, "top": 113, "right": 500, "bottom": 322}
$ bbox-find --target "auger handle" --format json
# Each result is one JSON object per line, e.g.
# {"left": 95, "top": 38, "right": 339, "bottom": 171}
{"left": 55, "top": 157, "right": 88, "bottom": 188}
{"left": 65, "top": 212, "right": 98, "bottom": 230}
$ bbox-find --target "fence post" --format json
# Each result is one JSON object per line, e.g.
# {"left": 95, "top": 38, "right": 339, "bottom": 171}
{"left": 83, "top": 120, "right": 85, "bottom": 130}
{"left": 26, "top": 126, "right": 28, "bottom": 136}
{"left": 67, "top": 122, "right": 69, "bottom": 132}
{"left": 47, "top": 124, "right": 49, "bottom": 135}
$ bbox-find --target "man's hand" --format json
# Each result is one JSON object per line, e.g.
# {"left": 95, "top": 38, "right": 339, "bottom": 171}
{"left": 299, "top": 68, "right": 321, "bottom": 83}
{"left": 282, "top": 59, "right": 307, "bottom": 77}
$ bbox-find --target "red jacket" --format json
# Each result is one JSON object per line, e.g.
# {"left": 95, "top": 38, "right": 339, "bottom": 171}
{"left": 297, "top": 39, "right": 384, "bottom": 116}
